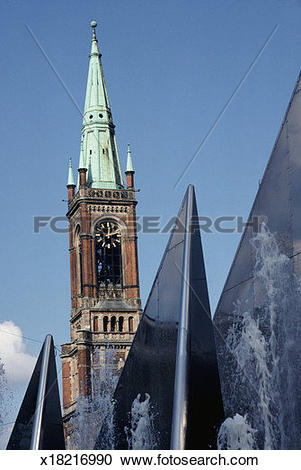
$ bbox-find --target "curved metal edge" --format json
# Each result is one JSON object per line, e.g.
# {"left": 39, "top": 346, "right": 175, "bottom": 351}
{"left": 30, "top": 334, "right": 52, "bottom": 450}
{"left": 170, "top": 185, "right": 194, "bottom": 449}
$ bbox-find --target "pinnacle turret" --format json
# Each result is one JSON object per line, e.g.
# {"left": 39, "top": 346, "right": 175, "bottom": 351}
{"left": 126, "top": 144, "right": 134, "bottom": 173}
{"left": 125, "top": 144, "right": 135, "bottom": 189}
{"left": 67, "top": 157, "right": 75, "bottom": 186}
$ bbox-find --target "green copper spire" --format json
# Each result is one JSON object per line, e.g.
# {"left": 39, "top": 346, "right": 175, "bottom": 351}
{"left": 79, "top": 21, "right": 124, "bottom": 189}
{"left": 126, "top": 143, "right": 134, "bottom": 172}
{"left": 67, "top": 157, "right": 75, "bottom": 186}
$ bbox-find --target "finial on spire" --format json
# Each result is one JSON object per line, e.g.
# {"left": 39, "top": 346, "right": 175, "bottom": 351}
{"left": 90, "top": 20, "right": 97, "bottom": 41}
{"left": 67, "top": 157, "right": 75, "bottom": 187}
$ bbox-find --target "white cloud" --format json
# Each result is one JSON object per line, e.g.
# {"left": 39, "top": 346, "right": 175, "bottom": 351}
{"left": 0, "top": 321, "right": 36, "bottom": 386}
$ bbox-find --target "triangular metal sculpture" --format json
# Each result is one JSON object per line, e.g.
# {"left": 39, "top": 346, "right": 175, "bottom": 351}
{"left": 7, "top": 335, "right": 65, "bottom": 450}
{"left": 214, "top": 73, "right": 301, "bottom": 449}
{"left": 101, "top": 185, "right": 224, "bottom": 450}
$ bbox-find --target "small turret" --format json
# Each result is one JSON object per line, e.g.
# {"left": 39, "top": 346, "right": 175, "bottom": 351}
{"left": 67, "top": 157, "right": 76, "bottom": 200}
{"left": 125, "top": 144, "right": 135, "bottom": 189}
{"left": 78, "top": 140, "right": 87, "bottom": 187}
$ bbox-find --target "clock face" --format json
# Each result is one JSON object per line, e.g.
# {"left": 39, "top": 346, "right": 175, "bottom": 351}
{"left": 95, "top": 221, "right": 121, "bottom": 249}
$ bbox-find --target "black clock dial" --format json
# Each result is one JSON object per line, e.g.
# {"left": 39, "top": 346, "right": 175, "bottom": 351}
{"left": 95, "top": 221, "right": 121, "bottom": 249}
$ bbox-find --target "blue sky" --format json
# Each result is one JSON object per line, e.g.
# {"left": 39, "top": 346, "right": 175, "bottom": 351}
{"left": 1, "top": 0, "right": 301, "bottom": 444}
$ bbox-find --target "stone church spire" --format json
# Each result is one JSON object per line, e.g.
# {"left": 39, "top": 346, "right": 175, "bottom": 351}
{"left": 80, "top": 21, "right": 124, "bottom": 189}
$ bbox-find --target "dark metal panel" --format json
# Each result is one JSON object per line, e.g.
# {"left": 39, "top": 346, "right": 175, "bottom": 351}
{"left": 7, "top": 335, "right": 65, "bottom": 450}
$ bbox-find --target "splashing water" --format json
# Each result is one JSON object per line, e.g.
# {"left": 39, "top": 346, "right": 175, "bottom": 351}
{"left": 67, "top": 348, "right": 157, "bottom": 450}
{"left": 125, "top": 393, "right": 157, "bottom": 450}
{"left": 218, "top": 224, "right": 301, "bottom": 449}
{"left": 69, "top": 348, "right": 118, "bottom": 450}
{"left": 0, "top": 357, "right": 14, "bottom": 449}
{"left": 217, "top": 414, "right": 257, "bottom": 450}
{"left": 0, "top": 358, "right": 6, "bottom": 428}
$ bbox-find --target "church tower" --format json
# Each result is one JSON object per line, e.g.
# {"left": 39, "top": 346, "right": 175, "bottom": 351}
{"left": 61, "top": 22, "right": 142, "bottom": 423}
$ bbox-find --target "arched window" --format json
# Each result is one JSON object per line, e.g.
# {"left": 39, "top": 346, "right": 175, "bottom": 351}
{"left": 103, "top": 316, "right": 108, "bottom": 332}
{"left": 93, "top": 317, "right": 98, "bottom": 331}
{"left": 129, "top": 317, "right": 134, "bottom": 333}
{"left": 111, "top": 316, "right": 116, "bottom": 332}
{"left": 118, "top": 316, "right": 124, "bottom": 332}
{"left": 95, "top": 220, "right": 122, "bottom": 287}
